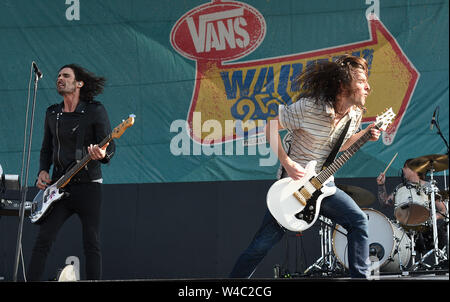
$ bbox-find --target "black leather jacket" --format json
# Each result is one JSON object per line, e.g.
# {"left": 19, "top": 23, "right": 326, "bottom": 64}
{"left": 39, "top": 100, "right": 115, "bottom": 184}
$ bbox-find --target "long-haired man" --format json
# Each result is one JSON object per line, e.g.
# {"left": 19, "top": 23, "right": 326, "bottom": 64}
{"left": 28, "top": 64, "right": 115, "bottom": 281}
{"left": 229, "top": 55, "right": 381, "bottom": 279}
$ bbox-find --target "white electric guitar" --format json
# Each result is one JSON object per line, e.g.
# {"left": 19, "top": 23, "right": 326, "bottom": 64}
{"left": 29, "top": 114, "right": 135, "bottom": 224}
{"left": 267, "top": 108, "right": 396, "bottom": 232}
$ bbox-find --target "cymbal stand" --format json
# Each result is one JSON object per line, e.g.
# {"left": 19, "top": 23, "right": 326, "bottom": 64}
{"left": 425, "top": 164, "right": 446, "bottom": 266}
{"left": 409, "top": 231, "right": 416, "bottom": 267}
{"left": 303, "top": 216, "right": 344, "bottom": 276}
{"left": 444, "top": 169, "right": 449, "bottom": 261}
{"left": 410, "top": 164, "right": 447, "bottom": 271}
{"left": 431, "top": 105, "right": 449, "bottom": 260}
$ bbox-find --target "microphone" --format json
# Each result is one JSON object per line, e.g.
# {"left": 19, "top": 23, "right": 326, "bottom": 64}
{"left": 32, "top": 61, "right": 43, "bottom": 79}
{"left": 430, "top": 107, "right": 438, "bottom": 130}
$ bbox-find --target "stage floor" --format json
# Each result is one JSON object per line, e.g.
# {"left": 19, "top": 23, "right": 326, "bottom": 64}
{"left": 377, "top": 271, "right": 448, "bottom": 280}
{"left": 282, "top": 269, "right": 449, "bottom": 281}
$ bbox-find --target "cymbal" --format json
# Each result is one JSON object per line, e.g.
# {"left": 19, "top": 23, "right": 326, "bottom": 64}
{"left": 408, "top": 154, "right": 449, "bottom": 173}
{"left": 336, "top": 184, "right": 375, "bottom": 207}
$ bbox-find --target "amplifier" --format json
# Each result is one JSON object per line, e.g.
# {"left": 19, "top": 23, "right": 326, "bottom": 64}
{"left": 0, "top": 198, "right": 31, "bottom": 216}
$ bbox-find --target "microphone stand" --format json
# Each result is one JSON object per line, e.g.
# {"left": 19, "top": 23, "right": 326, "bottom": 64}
{"left": 13, "top": 66, "right": 42, "bottom": 282}
{"left": 432, "top": 112, "right": 449, "bottom": 156}
{"left": 431, "top": 110, "right": 449, "bottom": 267}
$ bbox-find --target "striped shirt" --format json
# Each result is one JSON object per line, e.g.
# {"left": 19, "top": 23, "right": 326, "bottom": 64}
{"left": 277, "top": 97, "right": 362, "bottom": 178}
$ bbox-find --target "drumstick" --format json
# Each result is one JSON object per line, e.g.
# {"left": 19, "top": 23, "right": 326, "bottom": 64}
{"left": 383, "top": 152, "right": 398, "bottom": 174}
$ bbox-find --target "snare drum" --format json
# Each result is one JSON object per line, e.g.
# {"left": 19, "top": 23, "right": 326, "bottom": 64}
{"left": 332, "top": 208, "right": 411, "bottom": 273}
{"left": 394, "top": 183, "right": 430, "bottom": 226}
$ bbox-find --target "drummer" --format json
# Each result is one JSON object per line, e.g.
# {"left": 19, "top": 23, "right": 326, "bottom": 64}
{"left": 376, "top": 159, "right": 447, "bottom": 252}
{"left": 377, "top": 159, "right": 447, "bottom": 219}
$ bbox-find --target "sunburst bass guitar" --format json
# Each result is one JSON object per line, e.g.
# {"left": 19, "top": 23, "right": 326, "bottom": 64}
{"left": 267, "top": 108, "right": 395, "bottom": 232}
{"left": 29, "top": 114, "right": 135, "bottom": 224}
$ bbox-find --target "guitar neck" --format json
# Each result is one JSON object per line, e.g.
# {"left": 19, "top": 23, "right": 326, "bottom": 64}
{"left": 55, "top": 134, "right": 112, "bottom": 188}
{"left": 315, "top": 128, "right": 373, "bottom": 185}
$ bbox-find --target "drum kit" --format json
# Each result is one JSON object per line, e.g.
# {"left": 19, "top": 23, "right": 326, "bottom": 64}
{"left": 303, "top": 154, "right": 449, "bottom": 277}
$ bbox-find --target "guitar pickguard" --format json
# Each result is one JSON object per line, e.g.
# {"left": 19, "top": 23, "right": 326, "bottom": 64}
{"left": 295, "top": 190, "right": 322, "bottom": 224}
{"left": 30, "top": 185, "right": 65, "bottom": 223}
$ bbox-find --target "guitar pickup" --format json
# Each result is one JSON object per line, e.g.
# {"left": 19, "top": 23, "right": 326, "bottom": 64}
{"left": 293, "top": 191, "right": 307, "bottom": 206}
{"left": 310, "top": 177, "right": 322, "bottom": 190}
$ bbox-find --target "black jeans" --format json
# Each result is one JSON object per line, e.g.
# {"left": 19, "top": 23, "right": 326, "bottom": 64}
{"left": 28, "top": 182, "right": 102, "bottom": 281}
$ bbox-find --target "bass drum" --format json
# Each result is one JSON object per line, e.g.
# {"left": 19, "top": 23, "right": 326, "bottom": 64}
{"left": 332, "top": 208, "right": 411, "bottom": 273}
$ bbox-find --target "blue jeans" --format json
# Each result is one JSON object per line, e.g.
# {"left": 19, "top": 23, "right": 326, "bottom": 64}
{"left": 229, "top": 182, "right": 369, "bottom": 278}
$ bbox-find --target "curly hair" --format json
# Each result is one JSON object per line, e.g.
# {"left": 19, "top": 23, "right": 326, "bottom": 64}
{"left": 59, "top": 64, "right": 106, "bottom": 101}
{"left": 294, "top": 55, "right": 369, "bottom": 108}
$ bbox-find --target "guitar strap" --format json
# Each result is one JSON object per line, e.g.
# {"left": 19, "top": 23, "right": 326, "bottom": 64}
{"left": 321, "top": 118, "right": 352, "bottom": 171}
{"left": 279, "top": 117, "right": 352, "bottom": 178}
{"left": 280, "top": 134, "right": 291, "bottom": 179}
{"left": 75, "top": 101, "right": 89, "bottom": 166}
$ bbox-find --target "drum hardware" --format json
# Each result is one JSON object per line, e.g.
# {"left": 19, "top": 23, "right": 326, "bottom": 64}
{"left": 303, "top": 216, "right": 346, "bottom": 277}
{"left": 407, "top": 157, "right": 448, "bottom": 269}
{"left": 441, "top": 171, "right": 449, "bottom": 264}
{"left": 429, "top": 106, "right": 450, "bottom": 264}
{"left": 410, "top": 247, "right": 434, "bottom": 270}
{"left": 395, "top": 235, "right": 410, "bottom": 271}
{"left": 384, "top": 231, "right": 410, "bottom": 272}
{"left": 445, "top": 199, "right": 449, "bottom": 266}
{"left": 409, "top": 231, "right": 417, "bottom": 267}
{"left": 333, "top": 208, "right": 411, "bottom": 274}
{"left": 424, "top": 163, "right": 446, "bottom": 266}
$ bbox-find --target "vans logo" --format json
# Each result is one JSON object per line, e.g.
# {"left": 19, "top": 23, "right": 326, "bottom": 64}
{"left": 170, "top": 0, "right": 265, "bottom": 62}
{"left": 170, "top": 3, "right": 419, "bottom": 146}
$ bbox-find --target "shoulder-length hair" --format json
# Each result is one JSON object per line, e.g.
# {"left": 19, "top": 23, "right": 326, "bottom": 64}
{"left": 294, "top": 55, "right": 369, "bottom": 108}
{"left": 59, "top": 64, "right": 106, "bottom": 101}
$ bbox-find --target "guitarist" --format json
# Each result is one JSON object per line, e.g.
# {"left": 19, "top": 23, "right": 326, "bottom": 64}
{"left": 28, "top": 64, "right": 115, "bottom": 281}
{"left": 229, "top": 55, "right": 381, "bottom": 279}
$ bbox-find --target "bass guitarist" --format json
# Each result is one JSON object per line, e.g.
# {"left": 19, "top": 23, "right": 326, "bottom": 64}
{"left": 28, "top": 64, "right": 115, "bottom": 281}
{"left": 229, "top": 55, "right": 381, "bottom": 279}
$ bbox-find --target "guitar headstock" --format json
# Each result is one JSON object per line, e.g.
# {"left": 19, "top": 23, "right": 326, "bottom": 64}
{"left": 375, "top": 108, "right": 396, "bottom": 131}
{"left": 112, "top": 114, "right": 135, "bottom": 139}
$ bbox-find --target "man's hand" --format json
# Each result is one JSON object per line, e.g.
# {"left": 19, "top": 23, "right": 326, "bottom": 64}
{"left": 37, "top": 170, "right": 51, "bottom": 190}
{"left": 340, "top": 122, "right": 382, "bottom": 151}
{"left": 282, "top": 158, "right": 306, "bottom": 180}
{"left": 376, "top": 172, "right": 386, "bottom": 185}
{"left": 88, "top": 143, "right": 109, "bottom": 160}
{"left": 367, "top": 123, "right": 381, "bottom": 141}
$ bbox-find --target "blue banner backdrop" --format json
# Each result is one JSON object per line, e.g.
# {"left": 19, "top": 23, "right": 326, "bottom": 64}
{"left": 0, "top": 0, "right": 448, "bottom": 184}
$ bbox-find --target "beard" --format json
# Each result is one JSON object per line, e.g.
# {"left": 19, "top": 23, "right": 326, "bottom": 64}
{"left": 57, "top": 83, "right": 76, "bottom": 96}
